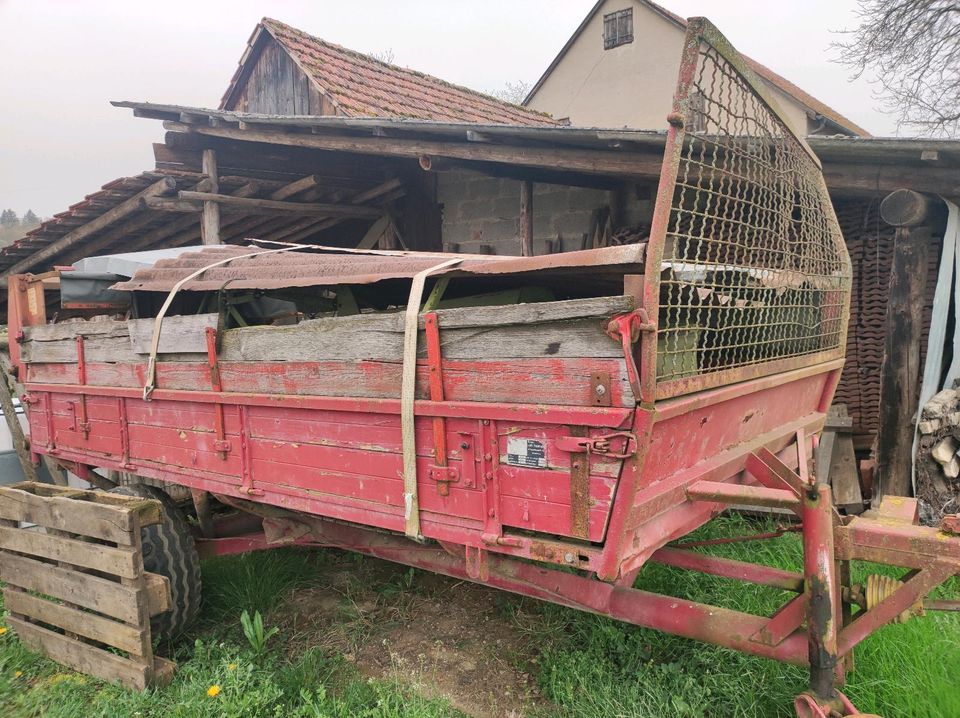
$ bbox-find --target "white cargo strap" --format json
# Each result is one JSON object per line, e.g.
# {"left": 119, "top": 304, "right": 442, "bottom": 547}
{"left": 401, "top": 258, "right": 462, "bottom": 538}
{"left": 142, "top": 244, "right": 308, "bottom": 400}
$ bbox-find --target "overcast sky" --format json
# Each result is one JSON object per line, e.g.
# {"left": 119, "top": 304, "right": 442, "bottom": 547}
{"left": 0, "top": 0, "right": 895, "bottom": 218}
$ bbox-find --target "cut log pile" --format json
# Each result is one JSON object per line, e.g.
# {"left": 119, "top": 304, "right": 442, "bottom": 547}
{"left": 914, "top": 387, "right": 960, "bottom": 521}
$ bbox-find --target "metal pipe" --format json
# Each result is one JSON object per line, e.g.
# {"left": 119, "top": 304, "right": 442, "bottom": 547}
{"left": 803, "top": 483, "right": 839, "bottom": 701}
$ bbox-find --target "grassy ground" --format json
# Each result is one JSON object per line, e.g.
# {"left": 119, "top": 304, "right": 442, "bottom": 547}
{"left": 2, "top": 514, "right": 960, "bottom": 717}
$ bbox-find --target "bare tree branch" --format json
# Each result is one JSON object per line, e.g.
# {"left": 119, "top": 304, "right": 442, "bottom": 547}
{"left": 489, "top": 80, "right": 532, "bottom": 106}
{"left": 833, "top": 0, "right": 960, "bottom": 136}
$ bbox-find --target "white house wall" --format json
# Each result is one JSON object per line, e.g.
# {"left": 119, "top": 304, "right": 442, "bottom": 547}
{"left": 526, "top": 0, "right": 811, "bottom": 135}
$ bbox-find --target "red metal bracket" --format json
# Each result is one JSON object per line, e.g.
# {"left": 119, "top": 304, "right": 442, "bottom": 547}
{"left": 556, "top": 431, "right": 637, "bottom": 459}
{"left": 424, "top": 312, "right": 457, "bottom": 495}
{"left": 74, "top": 336, "right": 90, "bottom": 438}
{"left": 428, "top": 465, "right": 459, "bottom": 484}
{"left": 237, "top": 404, "right": 261, "bottom": 497}
{"left": 605, "top": 310, "right": 652, "bottom": 404}
{"left": 793, "top": 690, "right": 863, "bottom": 718}
{"left": 205, "top": 326, "right": 230, "bottom": 459}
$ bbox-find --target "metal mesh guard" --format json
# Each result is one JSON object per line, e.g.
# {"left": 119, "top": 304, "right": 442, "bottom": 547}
{"left": 654, "top": 22, "right": 850, "bottom": 388}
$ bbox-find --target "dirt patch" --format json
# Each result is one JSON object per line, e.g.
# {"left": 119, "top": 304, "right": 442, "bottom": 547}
{"left": 270, "top": 551, "right": 552, "bottom": 718}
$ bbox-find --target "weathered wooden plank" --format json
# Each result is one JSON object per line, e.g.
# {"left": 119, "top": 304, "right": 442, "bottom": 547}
{"left": 5, "top": 590, "right": 148, "bottom": 655}
{"left": 21, "top": 337, "right": 140, "bottom": 364}
{"left": 0, "top": 526, "right": 139, "bottom": 578}
{"left": 144, "top": 573, "right": 172, "bottom": 616}
{"left": 0, "top": 486, "right": 160, "bottom": 543}
{"left": 431, "top": 295, "right": 633, "bottom": 329}
{"left": 177, "top": 190, "right": 383, "bottom": 218}
{"left": 22, "top": 297, "right": 633, "bottom": 363}
{"left": 26, "top": 317, "right": 131, "bottom": 343}
{"left": 220, "top": 317, "right": 622, "bottom": 361}
{"left": 0, "top": 553, "right": 142, "bottom": 622}
{"left": 7, "top": 617, "right": 149, "bottom": 690}
{"left": 127, "top": 314, "right": 219, "bottom": 355}
{"left": 876, "top": 225, "right": 931, "bottom": 497}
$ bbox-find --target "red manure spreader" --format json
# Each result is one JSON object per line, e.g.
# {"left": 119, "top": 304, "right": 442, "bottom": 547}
{"left": 5, "top": 19, "right": 959, "bottom": 717}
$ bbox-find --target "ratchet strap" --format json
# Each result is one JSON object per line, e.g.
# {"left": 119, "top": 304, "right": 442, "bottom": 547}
{"left": 142, "top": 243, "right": 308, "bottom": 400}
{"left": 401, "top": 258, "right": 462, "bottom": 538}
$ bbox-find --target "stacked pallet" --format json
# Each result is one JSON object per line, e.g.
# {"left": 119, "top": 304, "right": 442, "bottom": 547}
{"left": 0, "top": 482, "right": 175, "bottom": 689}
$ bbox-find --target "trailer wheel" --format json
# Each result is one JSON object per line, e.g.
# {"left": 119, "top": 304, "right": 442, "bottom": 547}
{"left": 108, "top": 484, "right": 202, "bottom": 639}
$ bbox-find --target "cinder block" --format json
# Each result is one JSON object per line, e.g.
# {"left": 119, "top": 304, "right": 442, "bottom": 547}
{"left": 458, "top": 198, "right": 496, "bottom": 221}
{"left": 493, "top": 196, "right": 520, "bottom": 217}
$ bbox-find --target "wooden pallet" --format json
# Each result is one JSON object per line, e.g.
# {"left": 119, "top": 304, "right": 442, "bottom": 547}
{"left": 0, "top": 482, "right": 175, "bottom": 689}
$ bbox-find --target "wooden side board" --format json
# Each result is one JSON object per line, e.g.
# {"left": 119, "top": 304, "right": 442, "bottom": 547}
{"left": 22, "top": 295, "right": 635, "bottom": 364}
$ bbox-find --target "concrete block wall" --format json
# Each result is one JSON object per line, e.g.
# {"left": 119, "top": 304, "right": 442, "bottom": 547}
{"left": 437, "top": 169, "right": 654, "bottom": 255}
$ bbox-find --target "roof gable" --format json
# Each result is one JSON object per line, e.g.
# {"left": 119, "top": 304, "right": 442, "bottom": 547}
{"left": 524, "top": 0, "right": 869, "bottom": 137}
{"left": 222, "top": 18, "right": 558, "bottom": 127}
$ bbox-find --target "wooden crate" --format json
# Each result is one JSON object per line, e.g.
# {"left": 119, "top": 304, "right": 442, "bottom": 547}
{"left": 0, "top": 482, "right": 175, "bottom": 690}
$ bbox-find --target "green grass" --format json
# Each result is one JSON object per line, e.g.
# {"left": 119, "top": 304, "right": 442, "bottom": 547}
{"left": 0, "top": 548, "right": 462, "bottom": 718}
{"left": 530, "top": 514, "right": 960, "bottom": 718}
{"left": 2, "top": 519, "right": 960, "bottom": 717}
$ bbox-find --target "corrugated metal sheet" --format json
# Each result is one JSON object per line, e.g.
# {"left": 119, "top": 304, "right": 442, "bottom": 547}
{"left": 111, "top": 243, "right": 647, "bottom": 292}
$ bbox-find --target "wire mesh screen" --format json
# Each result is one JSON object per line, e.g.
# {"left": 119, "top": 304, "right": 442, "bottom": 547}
{"left": 653, "top": 28, "right": 850, "bottom": 391}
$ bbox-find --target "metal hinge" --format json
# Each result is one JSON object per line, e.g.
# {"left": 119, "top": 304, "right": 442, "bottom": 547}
{"left": 429, "top": 464, "right": 460, "bottom": 493}
{"left": 555, "top": 432, "right": 637, "bottom": 459}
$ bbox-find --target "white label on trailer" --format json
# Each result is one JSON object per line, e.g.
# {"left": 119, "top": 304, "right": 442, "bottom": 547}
{"left": 506, "top": 438, "right": 547, "bottom": 469}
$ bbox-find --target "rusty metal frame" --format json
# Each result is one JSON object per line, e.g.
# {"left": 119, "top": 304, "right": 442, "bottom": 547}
{"left": 642, "top": 18, "right": 851, "bottom": 403}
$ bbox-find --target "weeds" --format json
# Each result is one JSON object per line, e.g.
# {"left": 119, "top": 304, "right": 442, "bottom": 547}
{"left": 240, "top": 610, "right": 279, "bottom": 655}
{"left": 200, "top": 547, "right": 321, "bottom": 623}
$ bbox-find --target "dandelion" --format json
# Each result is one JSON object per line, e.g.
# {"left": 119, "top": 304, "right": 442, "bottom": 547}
{"left": 0, "top": 627, "right": 7, "bottom": 636}
{"left": 227, "top": 663, "right": 237, "bottom": 671}
{"left": 14, "top": 671, "right": 22, "bottom": 678}
{"left": 207, "top": 685, "right": 221, "bottom": 698}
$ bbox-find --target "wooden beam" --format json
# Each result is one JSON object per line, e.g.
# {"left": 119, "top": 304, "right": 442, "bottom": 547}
{"left": 821, "top": 162, "right": 960, "bottom": 198}
{"left": 880, "top": 188, "right": 934, "bottom": 227}
{"left": 875, "top": 222, "right": 931, "bottom": 498}
{"left": 162, "top": 122, "right": 664, "bottom": 178}
{"left": 175, "top": 191, "right": 383, "bottom": 218}
{"left": 299, "top": 177, "right": 404, "bottom": 237}
{"left": 520, "top": 180, "right": 534, "bottom": 257}
{"left": 269, "top": 174, "right": 321, "bottom": 200}
{"left": 200, "top": 149, "right": 220, "bottom": 245}
{"left": 0, "top": 178, "right": 176, "bottom": 280}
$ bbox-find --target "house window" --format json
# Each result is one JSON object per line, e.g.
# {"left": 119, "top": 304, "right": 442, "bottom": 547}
{"left": 603, "top": 8, "right": 633, "bottom": 49}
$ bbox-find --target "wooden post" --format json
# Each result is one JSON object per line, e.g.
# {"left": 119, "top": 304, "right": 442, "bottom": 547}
{"left": 520, "top": 181, "right": 534, "bottom": 256}
{"left": 0, "top": 347, "right": 67, "bottom": 486}
{"left": 874, "top": 189, "right": 935, "bottom": 499}
{"left": 0, "top": 348, "right": 38, "bottom": 483}
{"left": 200, "top": 149, "right": 220, "bottom": 245}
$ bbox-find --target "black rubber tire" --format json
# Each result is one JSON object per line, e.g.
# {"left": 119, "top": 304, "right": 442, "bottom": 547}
{"left": 109, "top": 484, "right": 202, "bottom": 639}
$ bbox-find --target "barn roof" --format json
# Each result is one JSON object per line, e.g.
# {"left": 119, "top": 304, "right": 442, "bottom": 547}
{"left": 221, "top": 17, "right": 559, "bottom": 127}
{"left": 6, "top": 105, "right": 960, "bottom": 289}
{"left": 523, "top": 0, "right": 871, "bottom": 138}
